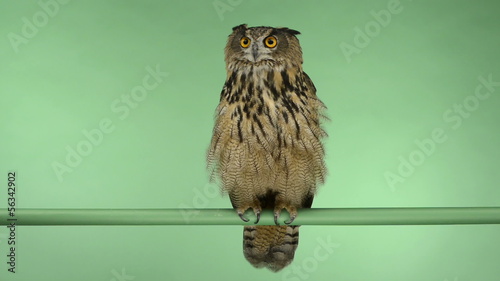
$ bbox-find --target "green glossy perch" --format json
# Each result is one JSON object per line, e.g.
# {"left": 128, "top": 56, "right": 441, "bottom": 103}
{"left": 1, "top": 207, "right": 500, "bottom": 226}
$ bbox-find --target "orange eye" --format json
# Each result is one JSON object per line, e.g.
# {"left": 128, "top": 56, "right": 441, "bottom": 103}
{"left": 264, "top": 36, "right": 277, "bottom": 48}
{"left": 240, "top": 37, "right": 251, "bottom": 48}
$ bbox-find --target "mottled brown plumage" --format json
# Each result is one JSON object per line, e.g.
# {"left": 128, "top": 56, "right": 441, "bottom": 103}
{"left": 207, "top": 24, "right": 327, "bottom": 272}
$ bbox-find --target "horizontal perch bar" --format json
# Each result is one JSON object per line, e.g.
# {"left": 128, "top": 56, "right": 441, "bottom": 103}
{"left": 1, "top": 207, "right": 500, "bottom": 226}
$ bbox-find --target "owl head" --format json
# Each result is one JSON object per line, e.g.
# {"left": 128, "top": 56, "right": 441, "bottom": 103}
{"left": 225, "top": 24, "right": 303, "bottom": 68}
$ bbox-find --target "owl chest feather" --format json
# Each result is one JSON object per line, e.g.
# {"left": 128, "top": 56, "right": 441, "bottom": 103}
{"left": 208, "top": 65, "right": 326, "bottom": 190}
{"left": 219, "top": 67, "right": 316, "bottom": 149}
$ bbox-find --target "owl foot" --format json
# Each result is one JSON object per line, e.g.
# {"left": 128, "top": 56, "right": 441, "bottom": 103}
{"left": 284, "top": 207, "right": 298, "bottom": 225}
{"left": 254, "top": 210, "right": 261, "bottom": 224}
{"left": 274, "top": 212, "right": 281, "bottom": 226}
{"left": 238, "top": 211, "right": 250, "bottom": 222}
{"left": 284, "top": 214, "right": 297, "bottom": 225}
{"left": 236, "top": 207, "right": 262, "bottom": 224}
{"left": 274, "top": 206, "right": 298, "bottom": 225}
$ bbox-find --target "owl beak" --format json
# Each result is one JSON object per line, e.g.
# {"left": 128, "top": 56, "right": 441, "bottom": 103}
{"left": 251, "top": 45, "right": 259, "bottom": 61}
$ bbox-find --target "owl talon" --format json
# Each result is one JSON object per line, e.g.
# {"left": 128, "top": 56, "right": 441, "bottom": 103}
{"left": 274, "top": 212, "right": 280, "bottom": 226}
{"left": 254, "top": 211, "right": 261, "bottom": 224}
{"left": 284, "top": 215, "right": 296, "bottom": 225}
{"left": 238, "top": 212, "right": 250, "bottom": 222}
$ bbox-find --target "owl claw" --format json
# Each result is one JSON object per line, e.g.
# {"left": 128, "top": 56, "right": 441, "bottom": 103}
{"left": 284, "top": 215, "right": 296, "bottom": 225}
{"left": 236, "top": 206, "right": 261, "bottom": 223}
{"left": 254, "top": 211, "right": 261, "bottom": 224}
{"left": 238, "top": 212, "right": 250, "bottom": 222}
{"left": 274, "top": 212, "right": 280, "bottom": 226}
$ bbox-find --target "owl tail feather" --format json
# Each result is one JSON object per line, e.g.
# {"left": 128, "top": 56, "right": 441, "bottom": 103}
{"left": 243, "top": 225, "right": 300, "bottom": 272}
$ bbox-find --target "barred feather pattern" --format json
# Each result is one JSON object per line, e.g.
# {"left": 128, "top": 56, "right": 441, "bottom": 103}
{"left": 206, "top": 25, "right": 327, "bottom": 272}
{"left": 207, "top": 66, "right": 327, "bottom": 195}
{"left": 243, "top": 225, "right": 300, "bottom": 272}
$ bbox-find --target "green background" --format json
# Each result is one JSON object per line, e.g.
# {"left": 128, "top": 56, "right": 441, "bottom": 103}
{"left": 1, "top": 0, "right": 500, "bottom": 280}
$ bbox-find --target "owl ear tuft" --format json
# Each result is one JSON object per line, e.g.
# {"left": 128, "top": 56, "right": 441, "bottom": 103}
{"left": 278, "top": 27, "right": 301, "bottom": 36}
{"left": 232, "top": 24, "right": 248, "bottom": 32}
